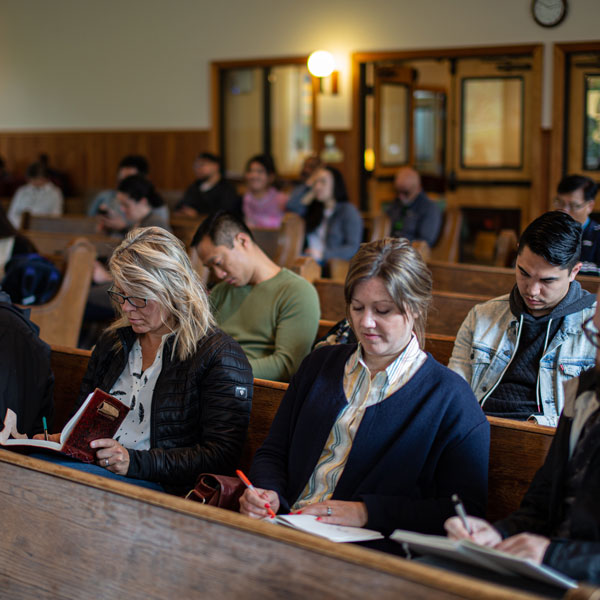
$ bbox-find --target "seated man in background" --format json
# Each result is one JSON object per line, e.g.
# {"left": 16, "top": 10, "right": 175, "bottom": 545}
{"left": 449, "top": 211, "right": 596, "bottom": 426}
{"left": 386, "top": 166, "right": 442, "bottom": 247}
{"left": 7, "top": 161, "right": 63, "bottom": 229}
{"left": 0, "top": 288, "right": 54, "bottom": 438}
{"left": 554, "top": 174, "right": 600, "bottom": 276}
{"left": 175, "top": 152, "right": 240, "bottom": 218}
{"left": 193, "top": 210, "right": 320, "bottom": 382}
{"left": 445, "top": 287, "right": 600, "bottom": 584}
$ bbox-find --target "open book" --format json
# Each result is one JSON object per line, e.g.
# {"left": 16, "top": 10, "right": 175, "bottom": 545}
{"left": 390, "top": 529, "right": 577, "bottom": 590}
{"left": 0, "top": 389, "right": 129, "bottom": 463}
{"left": 267, "top": 514, "right": 383, "bottom": 543}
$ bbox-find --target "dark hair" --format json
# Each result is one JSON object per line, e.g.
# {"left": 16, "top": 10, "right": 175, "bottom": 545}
{"left": 245, "top": 154, "right": 277, "bottom": 176}
{"left": 26, "top": 161, "right": 47, "bottom": 180}
{"left": 117, "top": 175, "right": 163, "bottom": 208}
{"left": 518, "top": 211, "right": 582, "bottom": 271}
{"left": 557, "top": 174, "right": 599, "bottom": 202}
{"left": 118, "top": 155, "right": 149, "bottom": 176}
{"left": 305, "top": 166, "right": 349, "bottom": 233}
{"left": 191, "top": 210, "right": 254, "bottom": 249}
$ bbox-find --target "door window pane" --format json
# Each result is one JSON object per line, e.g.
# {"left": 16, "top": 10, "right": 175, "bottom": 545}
{"left": 461, "top": 77, "right": 523, "bottom": 169}
{"left": 270, "top": 65, "right": 313, "bottom": 175}
{"left": 584, "top": 74, "right": 600, "bottom": 171}
{"left": 413, "top": 90, "right": 445, "bottom": 176}
{"left": 379, "top": 83, "right": 409, "bottom": 166}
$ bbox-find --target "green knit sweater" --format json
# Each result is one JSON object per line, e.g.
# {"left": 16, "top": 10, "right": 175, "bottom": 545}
{"left": 209, "top": 268, "right": 320, "bottom": 382}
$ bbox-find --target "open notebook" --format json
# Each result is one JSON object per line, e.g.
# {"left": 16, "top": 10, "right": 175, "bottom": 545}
{"left": 390, "top": 529, "right": 577, "bottom": 590}
{"left": 0, "top": 389, "right": 129, "bottom": 463}
{"left": 266, "top": 514, "right": 383, "bottom": 543}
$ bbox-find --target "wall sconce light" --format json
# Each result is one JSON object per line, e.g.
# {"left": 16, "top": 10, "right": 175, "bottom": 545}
{"left": 307, "top": 50, "right": 339, "bottom": 95}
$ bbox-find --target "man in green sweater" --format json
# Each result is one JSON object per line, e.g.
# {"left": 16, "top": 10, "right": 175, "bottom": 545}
{"left": 193, "top": 211, "right": 320, "bottom": 382}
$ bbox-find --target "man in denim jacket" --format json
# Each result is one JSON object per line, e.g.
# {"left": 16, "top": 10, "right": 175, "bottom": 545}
{"left": 449, "top": 212, "right": 596, "bottom": 426}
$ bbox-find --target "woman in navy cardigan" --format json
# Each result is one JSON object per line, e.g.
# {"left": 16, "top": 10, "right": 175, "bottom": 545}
{"left": 240, "top": 237, "right": 489, "bottom": 539}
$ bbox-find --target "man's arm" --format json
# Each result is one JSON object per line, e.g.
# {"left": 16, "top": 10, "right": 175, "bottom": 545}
{"left": 417, "top": 200, "right": 443, "bottom": 247}
{"left": 447, "top": 307, "right": 476, "bottom": 385}
{"left": 250, "top": 279, "right": 320, "bottom": 382}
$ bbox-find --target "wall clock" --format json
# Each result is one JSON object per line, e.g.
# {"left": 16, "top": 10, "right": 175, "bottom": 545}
{"left": 531, "top": 0, "right": 568, "bottom": 27}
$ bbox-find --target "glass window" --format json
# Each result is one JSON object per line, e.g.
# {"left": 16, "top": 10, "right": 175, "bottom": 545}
{"left": 584, "top": 74, "right": 600, "bottom": 171}
{"left": 461, "top": 77, "right": 523, "bottom": 169}
{"left": 413, "top": 90, "right": 445, "bottom": 176}
{"left": 379, "top": 83, "right": 409, "bottom": 166}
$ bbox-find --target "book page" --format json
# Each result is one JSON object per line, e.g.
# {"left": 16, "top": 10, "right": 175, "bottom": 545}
{"left": 275, "top": 515, "right": 383, "bottom": 543}
{"left": 60, "top": 391, "right": 95, "bottom": 443}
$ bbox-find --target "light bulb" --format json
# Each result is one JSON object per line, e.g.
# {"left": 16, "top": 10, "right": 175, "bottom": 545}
{"left": 307, "top": 51, "right": 335, "bottom": 78}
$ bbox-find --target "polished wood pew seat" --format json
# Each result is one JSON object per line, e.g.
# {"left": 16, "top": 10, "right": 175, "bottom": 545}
{"left": 1, "top": 449, "right": 560, "bottom": 599}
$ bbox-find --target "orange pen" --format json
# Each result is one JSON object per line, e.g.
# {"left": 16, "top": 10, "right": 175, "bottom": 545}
{"left": 236, "top": 469, "right": 277, "bottom": 518}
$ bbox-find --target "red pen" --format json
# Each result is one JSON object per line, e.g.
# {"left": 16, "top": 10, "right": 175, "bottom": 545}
{"left": 236, "top": 469, "right": 276, "bottom": 518}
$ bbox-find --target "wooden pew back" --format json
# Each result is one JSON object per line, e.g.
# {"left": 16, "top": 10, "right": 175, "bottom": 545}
{"left": 0, "top": 450, "right": 546, "bottom": 599}
{"left": 314, "top": 279, "right": 489, "bottom": 336}
{"left": 22, "top": 229, "right": 121, "bottom": 259}
{"left": 48, "top": 346, "right": 554, "bottom": 524}
{"left": 429, "top": 259, "right": 600, "bottom": 296}
{"left": 22, "top": 213, "right": 97, "bottom": 234}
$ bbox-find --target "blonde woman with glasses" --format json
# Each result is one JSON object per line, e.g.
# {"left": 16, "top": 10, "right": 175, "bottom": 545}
{"left": 36, "top": 227, "right": 253, "bottom": 493}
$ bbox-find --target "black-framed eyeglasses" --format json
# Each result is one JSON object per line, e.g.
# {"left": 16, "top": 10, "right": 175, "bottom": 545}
{"left": 583, "top": 316, "right": 600, "bottom": 349}
{"left": 552, "top": 196, "right": 589, "bottom": 212}
{"left": 107, "top": 289, "right": 148, "bottom": 308}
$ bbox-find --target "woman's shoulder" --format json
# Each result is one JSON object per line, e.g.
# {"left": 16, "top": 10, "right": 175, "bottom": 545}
{"left": 189, "top": 327, "right": 251, "bottom": 369}
{"left": 296, "top": 343, "right": 356, "bottom": 376}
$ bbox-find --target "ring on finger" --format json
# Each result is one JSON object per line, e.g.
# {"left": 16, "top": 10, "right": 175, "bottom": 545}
{"left": 327, "top": 506, "right": 332, "bottom": 517}
{"left": 105, "top": 458, "right": 109, "bottom": 467}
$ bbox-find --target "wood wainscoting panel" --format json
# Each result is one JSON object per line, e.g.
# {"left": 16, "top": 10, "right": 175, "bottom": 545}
{"left": 0, "top": 129, "right": 211, "bottom": 195}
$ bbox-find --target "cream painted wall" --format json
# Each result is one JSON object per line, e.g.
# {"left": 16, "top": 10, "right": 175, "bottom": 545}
{"left": 0, "top": 0, "right": 598, "bottom": 131}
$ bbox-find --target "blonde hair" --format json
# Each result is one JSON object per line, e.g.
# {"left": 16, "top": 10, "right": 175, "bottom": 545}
{"left": 106, "top": 227, "right": 215, "bottom": 361}
{"left": 344, "top": 237, "right": 432, "bottom": 346}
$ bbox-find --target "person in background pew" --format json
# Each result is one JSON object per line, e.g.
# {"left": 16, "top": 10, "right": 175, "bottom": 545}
{"left": 36, "top": 227, "right": 253, "bottom": 493}
{"left": 7, "top": 161, "right": 63, "bottom": 229}
{"left": 193, "top": 210, "right": 320, "bottom": 382}
{"left": 240, "top": 238, "right": 489, "bottom": 546}
{"left": 449, "top": 211, "right": 596, "bottom": 426}
{"left": 285, "top": 154, "right": 322, "bottom": 212}
{"left": 0, "top": 204, "right": 37, "bottom": 276}
{"left": 242, "top": 154, "right": 287, "bottom": 228}
{"left": 0, "top": 288, "right": 54, "bottom": 438}
{"left": 386, "top": 167, "right": 442, "bottom": 248}
{"left": 174, "top": 152, "right": 240, "bottom": 218}
{"left": 554, "top": 174, "right": 600, "bottom": 276}
{"left": 88, "top": 154, "right": 149, "bottom": 229}
{"left": 286, "top": 165, "right": 363, "bottom": 272}
{"left": 445, "top": 287, "right": 600, "bottom": 585}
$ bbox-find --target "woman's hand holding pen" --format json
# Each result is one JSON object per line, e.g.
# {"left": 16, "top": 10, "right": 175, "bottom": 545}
{"left": 444, "top": 515, "right": 502, "bottom": 546}
{"left": 239, "top": 487, "right": 280, "bottom": 519}
{"left": 32, "top": 432, "right": 61, "bottom": 443}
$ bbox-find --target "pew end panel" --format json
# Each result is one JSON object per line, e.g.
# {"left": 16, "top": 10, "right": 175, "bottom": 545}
{"left": 486, "top": 416, "right": 555, "bottom": 523}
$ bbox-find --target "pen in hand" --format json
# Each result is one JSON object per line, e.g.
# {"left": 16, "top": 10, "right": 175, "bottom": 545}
{"left": 236, "top": 469, "right": 277, "bottom": 518}
{"left": 451, "top": 493, "right": 472, "bottom": 535}
{"left": 42, "top": 417, "right": 49, "bottom": 441}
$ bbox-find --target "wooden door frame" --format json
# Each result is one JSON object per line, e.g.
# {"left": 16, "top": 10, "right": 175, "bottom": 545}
{"left": 551, "top": 41, "right": 600, "bottom": 200}
{"left": 350, "top": 44, "right": 544, "bottom": 219}
{"left": 210, "top": 56, "right": 318, "bottom": 175}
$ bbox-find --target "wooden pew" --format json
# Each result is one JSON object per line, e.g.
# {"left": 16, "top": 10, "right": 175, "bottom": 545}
{"left": 1, "top": 451, "right": 558, "bottom": 600}
{"left": 314, "top": 279, "right": 489, "bottom": 336}
{"left": 49, "top": 345, "right": 553, "bottom": 524}
{"left": 25, "top": 238, "right": 96, "bottom": 347}
{"left": 22, "top": 212, "right": 97, "bottom": 234}
{"left": 21, "top": 229, "right": 121, "bottom": 259}
{"left": 429, "top": 260, "right": 600, "bottom": 296}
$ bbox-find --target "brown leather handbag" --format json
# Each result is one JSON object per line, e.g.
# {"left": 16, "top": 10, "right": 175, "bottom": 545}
{"left": 185, "top": 474, "right": 245, "bottom": 511}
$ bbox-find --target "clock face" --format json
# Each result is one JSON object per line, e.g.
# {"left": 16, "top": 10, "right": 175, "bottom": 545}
{"left": 532, "top": 0, "right": 567, "bottom": 27}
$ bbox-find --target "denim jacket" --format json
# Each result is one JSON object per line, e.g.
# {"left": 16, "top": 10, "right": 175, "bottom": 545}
{"left": 449, "top": 294, "right": 596, "bottom": 426}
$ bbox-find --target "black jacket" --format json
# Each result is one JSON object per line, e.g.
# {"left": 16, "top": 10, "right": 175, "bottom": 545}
{"left": 75, "top": 326, "right": 253, "bottom": 494}
{"left": 0, "top": 290, "right": 54, "bottom": 436}
{"left": 495, "top": 370, "right": 600, "bottom": 583}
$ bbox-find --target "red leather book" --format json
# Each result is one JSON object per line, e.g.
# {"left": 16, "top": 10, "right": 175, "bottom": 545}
{"left": 0, "top": 388, "right": 130, "bottom": 463}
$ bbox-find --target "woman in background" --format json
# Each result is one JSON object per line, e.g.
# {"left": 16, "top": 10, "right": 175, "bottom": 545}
{"left": 242, "top": 154, "right": 287, "bottom": 228}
